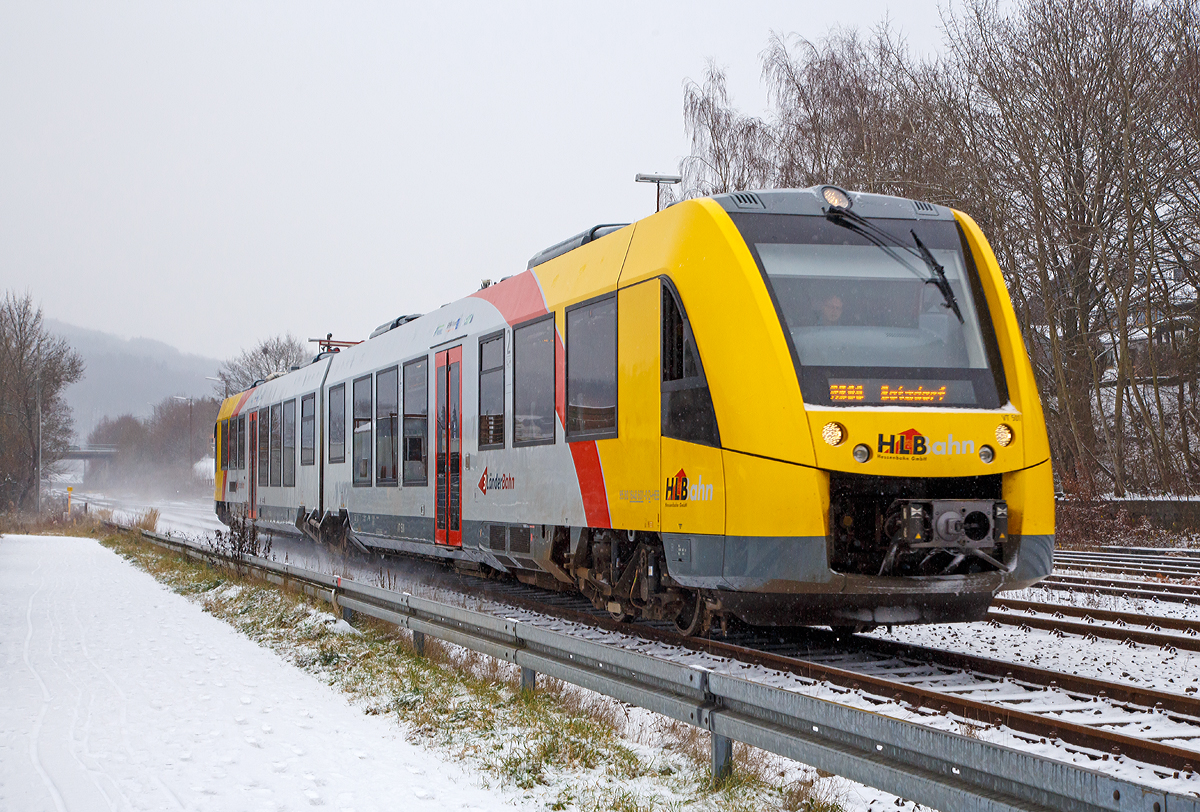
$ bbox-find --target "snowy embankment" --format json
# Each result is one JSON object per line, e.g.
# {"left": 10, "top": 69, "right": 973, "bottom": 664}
{"left": 0, "top": 533, "right": 530, "bottom": 812}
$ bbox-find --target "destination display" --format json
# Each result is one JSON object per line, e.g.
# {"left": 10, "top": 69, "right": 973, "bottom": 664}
{"left": 827, "top": 378, "right": 977, "bottom": 405}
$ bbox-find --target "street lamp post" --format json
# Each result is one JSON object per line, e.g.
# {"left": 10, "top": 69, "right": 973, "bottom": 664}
{"left": 206, "top": 376, "right": 228, "bottom": 398}
{"left": 635, "top": 173, "right": 683, "bottom": 213}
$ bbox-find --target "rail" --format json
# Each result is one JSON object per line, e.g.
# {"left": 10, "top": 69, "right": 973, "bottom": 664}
{"left": 117, "top": 525, "right": 1200, "bottom": 812}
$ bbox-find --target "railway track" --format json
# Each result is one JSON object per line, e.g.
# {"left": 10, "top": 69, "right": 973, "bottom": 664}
{"left": 1053, "top": 549, "right": 1200, "bottom": 580}
{"left": 421, "top": 571, "right": 1200, "bottom": 775}
{"left": 137, "top": 524, "right": 1200, "bottom": 779}
{"left": 1039, "top": 573, "right": 1200, "bottom": 604}
{"left": 990, "top": 597, "right": 1200, "bottom": 652}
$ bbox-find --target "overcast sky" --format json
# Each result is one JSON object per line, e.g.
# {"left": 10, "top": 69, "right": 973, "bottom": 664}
{"left": 1, "top": 1, "right": 946, "bottom": 360}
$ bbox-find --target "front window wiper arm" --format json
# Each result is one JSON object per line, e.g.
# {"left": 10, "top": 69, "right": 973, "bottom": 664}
{"left": 824, "top": 209, "right": 928, "bottom": 282}
{"left": 910, "top": 229, "right": 964, "bottom": 324}
{"left": 825, "top": 206, "right": 964, "bottom": 324}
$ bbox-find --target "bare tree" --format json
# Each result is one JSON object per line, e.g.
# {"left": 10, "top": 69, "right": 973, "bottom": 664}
{"left": 678, "top": 0, "right": 1200, "bottom": 497}
{"left": 0, "top": 291, "right": 85, "bottom": 512}
{"left": 213, "top": 334, "right": 308, "bottom": 397}
{"left": 680, "top": 61, "right": 774, "bottom": 198}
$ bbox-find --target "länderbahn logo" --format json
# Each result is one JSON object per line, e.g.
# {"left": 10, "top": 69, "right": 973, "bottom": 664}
{"left": 877, "top": 429, "right": 977, "bottom": 458}
{"left": 477, "top": 467, "right": 515, "bottom": 494}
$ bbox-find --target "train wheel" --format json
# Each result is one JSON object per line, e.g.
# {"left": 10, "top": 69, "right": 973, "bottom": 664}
{"left": 673, "top": 591, "right": 705, "bottom": 637}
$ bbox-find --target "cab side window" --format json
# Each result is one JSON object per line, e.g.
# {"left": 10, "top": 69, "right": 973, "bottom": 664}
{"left": 662, "top": 283, "right": 720, "bottom": 447}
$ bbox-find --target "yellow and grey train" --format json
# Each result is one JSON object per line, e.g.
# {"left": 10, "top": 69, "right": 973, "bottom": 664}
{"left": 213, "top": 186, "right": 1054, "bottom": 635}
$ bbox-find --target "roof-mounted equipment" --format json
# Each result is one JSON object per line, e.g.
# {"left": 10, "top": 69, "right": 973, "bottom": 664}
{"left": 527, "top": 224, "right": 629, "bottom": 269}
{"left": 369, "top": 314, "right": 423, "bottom": 339}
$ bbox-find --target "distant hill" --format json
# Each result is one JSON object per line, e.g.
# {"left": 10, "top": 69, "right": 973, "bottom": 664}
{"left": 46, "top": 319, "right": 222, "bottom": 441}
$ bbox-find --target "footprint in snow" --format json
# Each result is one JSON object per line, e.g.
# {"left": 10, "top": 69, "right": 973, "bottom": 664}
{"left": 262, "top": 724, "right": 273, "bottom": 734}
{"left": 413, "top": 788, "right": 434, "bottom": 800}
{"left": 245, "top": 737, "right": 260, "bottom": 748}
{"left": 272, "top": 762, "right": 288, "bottom": 773}
{"left": 241, "top": 697, "right": 253, "bottom": 705}
{"left": 304, "top": 789, "right": 324, "bottom": 805}
{"left": 234, "top": 716, "right": 247, "bottom": 724}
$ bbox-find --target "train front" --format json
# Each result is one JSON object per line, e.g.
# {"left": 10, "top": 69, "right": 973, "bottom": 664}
{"left": 691, "top": 188, "right": 1054, "bottom": 630}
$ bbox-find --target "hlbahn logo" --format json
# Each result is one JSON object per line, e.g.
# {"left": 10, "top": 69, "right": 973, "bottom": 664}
{"left": 477, "top": 467, "right": 515, "bottom": 494}
{"left": 665, "top": 468, "right": 713, "bottom": 503}
{"left": 878, "top": 429, "right": 976, "bottom": 457}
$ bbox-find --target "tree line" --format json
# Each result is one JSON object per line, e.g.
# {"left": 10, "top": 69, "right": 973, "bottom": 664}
{"left": 86, "top": 395, "right": 222, "bottom": 495}
{"left": 679, "top": 0, "right": 1200, "bottom": 496}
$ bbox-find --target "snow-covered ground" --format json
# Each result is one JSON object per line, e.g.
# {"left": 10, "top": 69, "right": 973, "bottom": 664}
{"left": 1, "top": 533, "right": 537, "bottom": 812}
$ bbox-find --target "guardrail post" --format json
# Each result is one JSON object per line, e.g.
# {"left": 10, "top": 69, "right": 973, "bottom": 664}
{"left": 520, "top": 666, "right": 537, "bottom": 695}
{"left": 711, "top": 732, "right": 733, "bottom": 787}
{"left": 412, "top": 630, "right": 426, "bottom": 656}
{"left": 341, "top": 605, "right": 353, "bottom": 623}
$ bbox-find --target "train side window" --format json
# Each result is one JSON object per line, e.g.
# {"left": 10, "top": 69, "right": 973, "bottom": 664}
{"left": 282, "top": 399, "right": 296, "bottom": 486}
{"left": 403, "top": 357, "right": 428, "bottom": 485}
{"left": 566, "top": 295, "right": 617, "bottom": 440}
{"left": 237, "top": 415, "right": 246, "bottom": 469}
{"left": 269, "top": 403, "right": 283, "bottom": 487}
{"left": 220, "top": 420, "right": 228, "bottom": 471}
{"left": 328, "top": 384, "right": 346, "bottom": 463}
{"left": 258, "top": 410, "right": 269, "bottom": 487}
{"left": 513, "top": 315, "right": 556, "bottom": 446}
{"left": 662, "top": 283, "right": 720, "bottom": 447}
{"left": 353, "top": 376, "right": 372, "bottom": 486}
{"left": 478, "top": 332, "right": 505, "bottom": 449}
{"left": 376, "top": 366, "right": 399, "bottom": 485}
{"left": 300, "top": 394, "right": 315, "bottom": 466}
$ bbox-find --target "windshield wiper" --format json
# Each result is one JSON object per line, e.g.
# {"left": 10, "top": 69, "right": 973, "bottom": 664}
{"left": 909, "top": 229, "right": 964, "bottom": 324}
{"left": 825, "top": 206, "right": 965, "bottom": 324}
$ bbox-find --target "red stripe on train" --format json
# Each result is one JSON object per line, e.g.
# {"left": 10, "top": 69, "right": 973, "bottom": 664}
{"left": 473, "top": 270, "right": 612, "bottom": 529}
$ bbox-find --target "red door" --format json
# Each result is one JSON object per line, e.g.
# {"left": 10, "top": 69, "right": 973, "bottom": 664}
{"left": 248, "top": 411, "right": 258, "bottom": 520}
{"left": 435, "top": 346, "right": 462, "bottom": 546}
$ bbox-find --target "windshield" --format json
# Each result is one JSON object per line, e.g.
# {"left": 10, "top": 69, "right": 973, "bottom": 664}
{"left": 731, "top": 213, "right": 1007, "bottom": 408}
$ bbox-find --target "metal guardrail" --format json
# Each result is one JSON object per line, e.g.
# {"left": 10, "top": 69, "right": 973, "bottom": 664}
{"left": 121, "top": 525, "right": 1200, "bottom": 812}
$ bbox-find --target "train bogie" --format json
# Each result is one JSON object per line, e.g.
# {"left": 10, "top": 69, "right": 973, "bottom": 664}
{"left": 214, "top": 186, "right": 1054, "bottom": 634}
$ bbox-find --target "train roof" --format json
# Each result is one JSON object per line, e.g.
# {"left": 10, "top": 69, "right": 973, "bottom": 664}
{"left": 711, "top": 186, "right": 957, "bottom": 221}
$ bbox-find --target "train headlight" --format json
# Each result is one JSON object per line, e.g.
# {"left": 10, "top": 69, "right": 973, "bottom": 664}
{"left": 852, "top": 444, "right": 871, "bottom": 463}
{"left": 979, "top": 445, "right": 995, "bottom": 464}
{"left": 821, "top": 422, "right": 846, "bottom": 446}
{"left": 822, "top": 186, "right": 851, "bottom": 209}
{"left": 995, "top": 424, "right": 1014, "bottom": 447}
